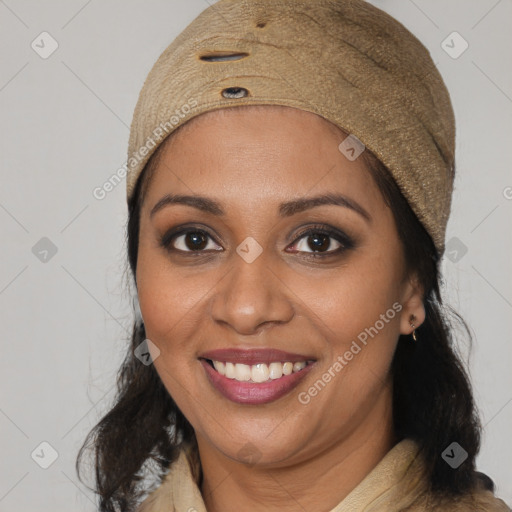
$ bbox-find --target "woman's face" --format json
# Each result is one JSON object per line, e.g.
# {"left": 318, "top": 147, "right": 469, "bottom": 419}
{"left": 136, "top": 105, "right": 424, "bottom": 467}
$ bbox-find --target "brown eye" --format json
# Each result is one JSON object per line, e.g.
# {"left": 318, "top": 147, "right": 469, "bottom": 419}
{"left": 161, "top": 228, "right": 222, "bottom": 253}
{"left": 287, "top": 225, "right": 355, "bottom": 257}
{"left": 293, "top": 232, "right": 342, "bottom": 254}
{"left": 182, "top": 231, "right": 209, "bottom": 251}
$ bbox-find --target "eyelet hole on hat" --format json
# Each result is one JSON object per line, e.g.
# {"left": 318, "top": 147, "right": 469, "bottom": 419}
{"left": 256, "top": 22, "right": 267, "bottom": 28}
{"left": 200, "top": 52, "right": 249, "bottom": 62}
{"left": 221, "top": 87, "right": 249, "bottom": 99}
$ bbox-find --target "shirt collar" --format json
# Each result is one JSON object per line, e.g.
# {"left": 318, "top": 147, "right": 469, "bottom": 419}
{"left": 138, "top": 438, "right": 426, "bottom": 512}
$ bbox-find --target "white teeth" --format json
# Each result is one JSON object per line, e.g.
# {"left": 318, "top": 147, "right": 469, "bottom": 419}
{"left": 282, "top": 362, "right": 293, "bottom": 375}
{"left": 293, "top": 361, "right": 306, "bottom": 372}
{"left": 209, "top": 360, "right": 309, "bottom": 382}
{"left": 225, "top": 362, "right": 236, "bottom": 379}
{"left": 251, "top": 363, "right": 269, "bottom": 383}
{"left": 235, "top": 363, "right": 251, "bottom": 381}
{"left": 213, "top": 361, "right": 225, "bottom": 374}
{"left": 268, "top": 362, "right": 283, "bottom": 380}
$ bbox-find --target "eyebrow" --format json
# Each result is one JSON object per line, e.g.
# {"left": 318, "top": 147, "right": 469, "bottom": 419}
{"left": 149, "top": 193, "right": 371, "bottom": 222}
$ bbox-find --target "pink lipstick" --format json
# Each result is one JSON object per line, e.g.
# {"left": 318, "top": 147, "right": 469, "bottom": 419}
{"left": 199, "top": 348, "right": 316, "bottom": 405}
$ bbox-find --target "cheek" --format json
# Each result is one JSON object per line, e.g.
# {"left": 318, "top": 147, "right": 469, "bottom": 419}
{"left": 135, "top": 247, "right": 211, "bottom": 423}
{"left": 305, "top": 249, "right": 403, "bottom": 347}
{"left": 136, "top": 243, "right": 211, "bottom": 350}
{"left": 293, "top": 245, "right": 403, "bottom": 403}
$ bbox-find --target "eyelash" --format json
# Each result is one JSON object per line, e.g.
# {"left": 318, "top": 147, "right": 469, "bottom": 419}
{"left": 159, "top": 223, "right": 355, "bottom": 258}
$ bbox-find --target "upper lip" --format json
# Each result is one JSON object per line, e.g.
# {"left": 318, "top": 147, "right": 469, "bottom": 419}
{"left": 199, "top": 348, "right": 316, "bottom": 366}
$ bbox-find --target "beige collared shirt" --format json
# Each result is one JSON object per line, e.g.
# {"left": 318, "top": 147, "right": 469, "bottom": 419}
{"left": 137, "top": 439, "right": 510, "bottom": 512}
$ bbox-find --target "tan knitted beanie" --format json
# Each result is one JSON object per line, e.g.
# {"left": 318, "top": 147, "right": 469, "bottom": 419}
{"left": 126, "top": 0, "right": 455, "bottom": 256}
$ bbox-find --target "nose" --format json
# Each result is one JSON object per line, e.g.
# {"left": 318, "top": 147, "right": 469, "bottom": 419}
{"left": 209, "top": 250, "right": 295, "bottom": 336}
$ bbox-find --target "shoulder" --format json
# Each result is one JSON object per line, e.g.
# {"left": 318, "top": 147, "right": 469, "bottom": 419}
{"left": 136, "top": 446, "right": 206, "bottom": 512}
{"left": 406, "top": 481, "right": 511, "bottom": 511}
{"left": 395, "top": 443, "right": 510, "bottom": 512}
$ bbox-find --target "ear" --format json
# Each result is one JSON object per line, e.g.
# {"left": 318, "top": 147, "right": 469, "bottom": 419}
{"left": 399, "top": 273, "right": 425, "bottom": 336}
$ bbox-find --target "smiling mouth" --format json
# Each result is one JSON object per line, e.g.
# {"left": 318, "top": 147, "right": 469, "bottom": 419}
{"left": 202, "top": 359, "right": 315, "bottom": 383}
{"left": 198, "top": 348, "right": 317, "bottom": 404}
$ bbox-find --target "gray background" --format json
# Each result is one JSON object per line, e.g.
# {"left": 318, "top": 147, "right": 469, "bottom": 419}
{"left": 1, "top": 1, "right": 511, "bottom": 510}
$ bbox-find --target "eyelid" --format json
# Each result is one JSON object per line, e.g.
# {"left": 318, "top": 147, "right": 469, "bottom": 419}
{"left": 160, "top": 222, "right": 355, "bottom": 257}
{"left": 160, "top": 223, "right": 222, "bottom": 249}
{"left": 291, "top": 223, "right": 355, "bottom": 247}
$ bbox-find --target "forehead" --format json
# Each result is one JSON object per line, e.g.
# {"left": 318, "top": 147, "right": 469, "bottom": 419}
{"left": 143, "top": 105, "right": 379, "bottom": 211}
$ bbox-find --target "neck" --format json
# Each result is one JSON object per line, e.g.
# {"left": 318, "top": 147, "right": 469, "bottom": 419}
{"left": 198, "top": 389, "right": 395, "bottom": 512}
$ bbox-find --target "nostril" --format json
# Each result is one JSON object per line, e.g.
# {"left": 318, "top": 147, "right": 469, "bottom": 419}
{"left": 200, "top": 52, "right": 249, "bottom": 62}
{"left": 221, "top": 87, "right": 249, "bottom": 99}
{"left": 256, "top": 22, "right": 266, "bottom": 28}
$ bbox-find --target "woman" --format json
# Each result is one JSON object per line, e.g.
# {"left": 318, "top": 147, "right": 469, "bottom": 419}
{"left": 77, "top": 0, "right": 511, "bottom": 510}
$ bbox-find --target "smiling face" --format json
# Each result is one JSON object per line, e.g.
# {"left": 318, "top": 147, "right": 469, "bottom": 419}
{"left": 136, "top": 105, "right": 425, "bottom": 468}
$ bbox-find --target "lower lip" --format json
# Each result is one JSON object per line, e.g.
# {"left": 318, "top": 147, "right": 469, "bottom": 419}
{"left": 200, "top": 359, "right": 314, "bottom": 405}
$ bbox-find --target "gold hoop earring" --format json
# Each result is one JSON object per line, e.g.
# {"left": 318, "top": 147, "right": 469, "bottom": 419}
{"left": 409, "top": 315, "right": 417, "bottom": 341}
